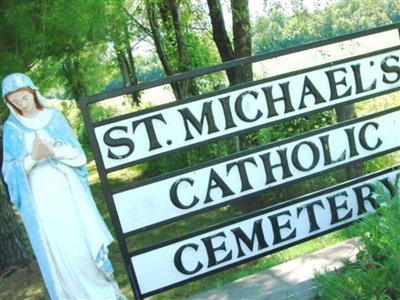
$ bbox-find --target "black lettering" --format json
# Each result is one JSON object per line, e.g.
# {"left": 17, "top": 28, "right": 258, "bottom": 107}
{"left": 131, "top": 114, "right": 167, "bottom": 151}
{"left": 202, "top": 232, "right": 232, "bottom": 268}
{"left": 292, "top": 141, "right": 320, "bottom": 171}
{"left": 170, "top": 177, "right": 199, "bottom": 209}
{"left": 381, "top": 55, "right": 400, "bottom": 84}
{"left": 379, "top": 176, "right": 399, "bottom": 197}
{"left": 325, "top": 68, "right": 352, "bottom": 100}
{"left": 234, "top": 90, "right": 262, "bottom": 122}
{"left": 174, "top": 243, "right": 203, "bottom": 275}
{"left": 205, "top": 169, "right": 235, "bottom": 203}
{"left": 261, "top": 82, "right": 295, "bottom": 118}
{"left": 344, "top": 127, "right": 360, "bottom": 158}
{"left": 351, "top": 64, "right": 377, "bottom": 94}
{"left": 353, "top": 184, "right": 377, "bottom": 215}
{"left": 103, "top": 126, "right": 134, "bottom": 159}
{"left": 232, "top": 220, "right": 268, "bottom": 258}
{"left": 359, "top": 122, "right": 382, "bottom": 151}
{"left": 298, "top": 75, "right": 327, "bottom": 109}
{"left": 219, "top": 96, "right": 237, "bottom": 129}
{"left": 319, "top": 134, "right": 346, "bottom": 166}
{"left": 179, "top": 101, "right": 219, "bottom": 141}
{"left": 327, "top": 191, "right": 352, "bottom": 225}
{"left": 260, "top": 149, "right": 293, "bottom": 185}
{"left": 226, "top": 157, "right": 258, "bottom": 192}
{"left": 268, "top": 210, "right": 296, "bottom": 245}
{"left": 297, "top": 200, "right": 325, "bottom": 233}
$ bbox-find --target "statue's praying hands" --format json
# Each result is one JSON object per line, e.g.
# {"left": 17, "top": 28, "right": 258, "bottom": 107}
{"left": 31, "top": 134, "right": 54, "bottom": 161}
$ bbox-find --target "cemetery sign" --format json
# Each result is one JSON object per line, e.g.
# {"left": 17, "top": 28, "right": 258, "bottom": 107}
{"left": 79, "top": 23, "right": 400, "bottom": 299}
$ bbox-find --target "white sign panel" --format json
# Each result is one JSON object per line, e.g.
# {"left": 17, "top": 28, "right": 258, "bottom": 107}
{"left": 113, "top": 109, "right": 400, "bottom": 234}
{"left": 131, "top": 167, "right": 399, "bottom": 295}
{"left": 94, "top": 47, "right": 400, "bottom": 170}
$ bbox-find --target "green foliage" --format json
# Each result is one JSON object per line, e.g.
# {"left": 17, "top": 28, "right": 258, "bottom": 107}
{"left": 141, "top": 138, "right": 234, "bottom": 178}
{"left": 257, "top": 110, "right": 336, "bottom": 145}
{"left": 0, "top": 0, "right": 114, "bottom": 101}
{"left": 253, "top": 0, "right": 400, "bottom": 54}
{"left": 0, "top": 1, "right": 45, "bottom": 76}
{"left": 59, "top": 101, "right": 119, "bottom": 159}
{"left": 0, "top": 0, "right": 107, "bottom": 71}
{"left": 315, "top": 175, "right": 400, "bottom": 299}
{"left": 135, "top": 53, "right": 165, "bottom": 82}
{"left": 252, "top": 5, "right": 287, "bottom": 53}
{"left": 134, "top": 0, "right": 225, "bottom": 92}
{"left": 366, "top": 153, "right": 400, "bottom": 175}
{"left": 59, "top": 101, "right": 87, "bottom": 151}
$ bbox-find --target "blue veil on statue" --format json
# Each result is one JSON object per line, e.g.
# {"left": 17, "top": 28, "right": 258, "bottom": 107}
{"left": 2, "top": 73, "right": 126, "bottom": 300}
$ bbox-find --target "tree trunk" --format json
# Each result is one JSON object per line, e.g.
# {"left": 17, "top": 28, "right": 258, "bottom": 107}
{"left": 159, "top": 0, "right": 189, "bottom": 97}
{"left": 231, "top": 0, "right": 255, "bottom": 148}
{"left": 124, "top": 27, "right": 141, "bottom": 105}
{"left": 62, "top": 57, "right": 87, "bottom": 100}
{"left": 146, "top": 1, "right": 182, "bottom": 100}
{"left": 114, "top": 44, "right": 141, "bottom": 105}
{"left": 0, "top": 126, "right": 32, "bottom": 276}
{"left": 207, "top": 0, "right": 256, "bottom": 150}
{"left": 0, "top": 185, "right": 32, "bottom": 276}
{"left": 207, "top": 0, "right": 253, "bottom": 84}
{"left": 206, "top": 0, "right": 236, "bottom": 84}
{"left": 167, "top": 0, "right": 198, "bottom": 98}
{"left": 167, "top": 0, "right": 187, "bottom": 69}
{"left": 335, "top": 105, "right": 365, "bottom": 179}
{"left": 115, "top": 48, "right": 131, "bottom": 88}
{"left": 231, "top": 0, "right": 253, "bottom": 84}
{"left": 151, "top": 0, "right": 197, "bottom": 99}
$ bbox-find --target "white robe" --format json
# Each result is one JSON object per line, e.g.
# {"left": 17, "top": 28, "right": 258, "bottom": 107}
{"left": 23, "top": 113, "right": 120, "bottom": 300}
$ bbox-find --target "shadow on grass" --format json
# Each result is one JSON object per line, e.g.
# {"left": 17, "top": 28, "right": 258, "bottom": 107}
{"left": 0, "top": 262, "right": 48, "bottom": 300}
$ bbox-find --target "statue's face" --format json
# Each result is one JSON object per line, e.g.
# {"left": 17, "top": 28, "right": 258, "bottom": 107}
{"left": 7, "top": 89, "right": 38, "bottom": 116}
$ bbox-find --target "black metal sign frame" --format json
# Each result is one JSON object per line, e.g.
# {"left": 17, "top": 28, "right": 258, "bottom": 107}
{"left": 78, "top": 23, "right": 400, "bottom": 299}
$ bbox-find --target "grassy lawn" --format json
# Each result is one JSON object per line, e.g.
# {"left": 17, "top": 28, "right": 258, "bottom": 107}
{"left": 0, "top": 93, "right": 399, "bottom": 300}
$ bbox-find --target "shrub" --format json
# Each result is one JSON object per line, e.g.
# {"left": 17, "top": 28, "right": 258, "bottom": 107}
{"left": 314, "top": 174, "right": 400, "bottom": 300}
{"left": 60, "top": 101, "right": 119, "bottom": 161}
{"left": 140, "top": 139, "right": 233, "bottom": 178}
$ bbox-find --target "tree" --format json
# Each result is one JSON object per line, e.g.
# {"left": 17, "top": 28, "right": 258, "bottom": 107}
{"left": 107, "top": 0, "right": 141, "bottom": 105}
{"left": 207, "top": 0, "right": 255, "bottom": 149}
{"left": 207, "top": 0, "right": 236, "bottom": 83}
{"left": 146, "top": 0, "right": 182, "bottom": 99}
{"left": 144, "top": 0, "right": 199, "bottom": 100}
{"left": 231, "top": 0, "right": 253, "bottom": 83}
{"left": 61, "top": 56, "right": 88, "bottom": 99}
{"left": 0, "top": 183, "right": 32, "bottom": 277}
{"left": 165, "top": 0, "right": 198, "bottom": 97}
{"left": 0, "top": 125, "right": 32, "bottom": 276}
{"left": 207, "top": 0, "right": 253, "bottom": 85}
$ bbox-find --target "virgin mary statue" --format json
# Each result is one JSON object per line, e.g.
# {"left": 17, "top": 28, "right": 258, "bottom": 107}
{"left": 2, "top": 73, "right": 127, "bottom": 300}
